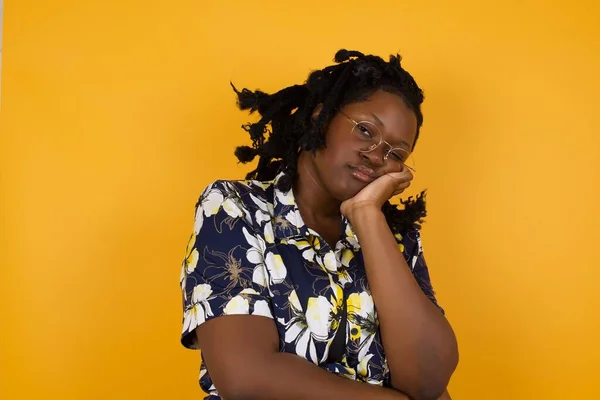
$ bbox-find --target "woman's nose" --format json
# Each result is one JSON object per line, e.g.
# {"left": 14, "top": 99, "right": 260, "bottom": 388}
{"left": 360, "top": 149, "right": 385, "bottom": 167}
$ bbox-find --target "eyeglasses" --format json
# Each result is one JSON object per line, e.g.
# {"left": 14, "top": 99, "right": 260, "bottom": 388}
{"left": 337, "top": 109, "right": 416, "bottom": 173}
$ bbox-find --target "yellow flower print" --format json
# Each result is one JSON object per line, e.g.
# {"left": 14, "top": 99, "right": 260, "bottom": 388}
{"left": 224, "top": 295, "right": 250, "bottom": 315}
{"left": 357, "top": 353, "right": 375, "bottom": 378}
{"left": 288, "top": 238, "right": 316, "bottom": 262}
{"left": 182, "top": 284, "right": 214, "bottom": 334}
{"left": 347, "top": 293, "right": 362, "bottom": 314}
{"left": 184, "top": 234, "right": 199, "bottom": 274}
{"left": 249, "top": 192, "right": 272, "bottom": 226}
{"left": 341, "top": 249, "right": 354, "bottom": 268}
{"left": 280, "top": 289, "right": 338, "bottom": 364}
{"left": 328, "top": 281, "right": 344, "bottom": 325}
{"left": 180, "top": 233, "right": 199, "bottom": 298}
{"left": 347, "top": 293, "right": 365, "bottom": 341}
{"left": 265, "top": 252, "right": 287, "bottom": 284}
{"left": 276, "top": 187, "right": 295, "bottom": 205}
{"left": 242, "top": 227, "right": 275, "bottom": 288}
{"left": 222, "top": 197, "right": 244, "bottom": 219}
{"left": 309, "top": 235, "right": 322, "bottom": 251}
{"left": 194, "top": 186, "right": 224, "bottom": 234}
{"left": 253, "top": 299, "right": 273, "bottom": 318}
{"left": 348, "top": 291, "right": 378, "bottom": 361}
{"left": 344, "top": 223, "right": 359, "bottom": 248}
{"left": 284, "top": 209, "right": 303, "bottom": 230}
{"left": 394, "top": 233, "right": 405, "bottom": 252}
{"left": 338, "top": 269, "right": 353, "bottom": 287}
{"left": 263, "top": 223, "right": 275, "bottom": 244}
{"left": 319, "top": 251, "right": 338, "bottom": 274}
{"left": 243, "top": 180, "right": 270, "bottom": 190}
{"left": 350, "top": 324, "right": 362, "bottom": 341}
{"left": 305, "top": 296, "right": 331, "bottom": 341}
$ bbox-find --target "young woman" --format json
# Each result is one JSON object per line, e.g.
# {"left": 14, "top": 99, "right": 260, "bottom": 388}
{"left": 180, "top": 49, "right": 458, "bottom": 400}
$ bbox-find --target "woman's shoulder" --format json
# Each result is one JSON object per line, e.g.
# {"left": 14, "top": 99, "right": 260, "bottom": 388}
{"left": 201, "top": 177, "right": 274, "bottom": 197}
{"left": 196, "top": 177, "right": 276, "bottom": 215}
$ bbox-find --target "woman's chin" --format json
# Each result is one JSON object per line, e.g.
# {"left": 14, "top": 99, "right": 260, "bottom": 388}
{"left": 334, "top": 181, "right": 365, "bottom": 202}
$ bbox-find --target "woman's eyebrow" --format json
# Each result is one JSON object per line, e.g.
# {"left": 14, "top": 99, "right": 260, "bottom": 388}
{"left": 368, "top": 112, "right": 411, "bottom": 149}
{"left": 369, "top": 112, "right": 384, "bottom": 127}
{"left": 395, "top": 140, "right": 411, "bottom": 149}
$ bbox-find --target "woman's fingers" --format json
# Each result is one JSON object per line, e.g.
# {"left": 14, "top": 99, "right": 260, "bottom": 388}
{"left": 387, "top": 166, "right": 413, "bottom": 183}
{"left": 392, "top": 180, "right": 412, "bottom": 196}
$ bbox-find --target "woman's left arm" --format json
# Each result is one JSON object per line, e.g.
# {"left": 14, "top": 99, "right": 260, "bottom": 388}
{"left": 349, "top": 207, "right": 458, "bottom": 400}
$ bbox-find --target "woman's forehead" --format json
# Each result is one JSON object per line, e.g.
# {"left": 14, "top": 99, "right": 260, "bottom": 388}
{"left": 344, "top": 90, "right": 412, "bottom": 115}
{"left": 342, "top": 91, "right": 418, "bottom": 144}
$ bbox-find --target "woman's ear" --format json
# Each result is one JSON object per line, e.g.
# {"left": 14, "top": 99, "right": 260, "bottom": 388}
{"left": 311, "top": 104, "right": 323, "bottom": 121}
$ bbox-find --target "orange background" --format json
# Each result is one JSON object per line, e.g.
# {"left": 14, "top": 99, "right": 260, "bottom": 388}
{"left": 1, "top": 1, "right": 599, "bottom": 399}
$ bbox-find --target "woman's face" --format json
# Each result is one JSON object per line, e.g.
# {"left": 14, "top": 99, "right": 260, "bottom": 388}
{"left": 311, "top": 89, "right": 419, "bottom": 202}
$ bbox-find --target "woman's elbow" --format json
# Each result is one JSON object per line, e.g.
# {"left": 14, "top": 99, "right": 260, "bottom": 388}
{"left": 395, "top": 350, "right": 459, "bottom": 400}
{"left": 214, "top": 377, "right": 264, "bottom": 400}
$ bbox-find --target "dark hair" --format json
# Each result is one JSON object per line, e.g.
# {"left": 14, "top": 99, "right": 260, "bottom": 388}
{"left": 231, "top": 49, "right": 427, "bottom": 232}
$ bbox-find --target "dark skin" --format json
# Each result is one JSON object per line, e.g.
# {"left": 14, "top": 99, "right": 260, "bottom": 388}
{"left": 196, "top": 90, "right": 457, "bottom": 400}
{"left": 294, "top": 90, "right": 418, "bottom": 245}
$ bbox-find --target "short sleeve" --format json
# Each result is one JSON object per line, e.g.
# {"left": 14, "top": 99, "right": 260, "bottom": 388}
{"left": 399, "top": 229, "right": 445, "bottom": 315}
{"left": 180, "top": 181, "right": 274, "bottom": 349}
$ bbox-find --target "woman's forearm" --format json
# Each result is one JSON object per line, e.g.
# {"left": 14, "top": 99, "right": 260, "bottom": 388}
{"left": 350, "top": 207, "right": 458, "bottom": 399}
{"left": 231, "top": 351, "right": 410, "bottom": 400}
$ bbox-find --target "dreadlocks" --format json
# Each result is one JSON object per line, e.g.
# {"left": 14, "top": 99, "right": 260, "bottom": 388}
{"left": 231, "top": 49, "right": 427, "bottom": 233}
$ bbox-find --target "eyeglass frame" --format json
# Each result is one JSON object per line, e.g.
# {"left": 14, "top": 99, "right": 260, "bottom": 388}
{"left": 335, "top": 109, "right": 416, "bottom": 172}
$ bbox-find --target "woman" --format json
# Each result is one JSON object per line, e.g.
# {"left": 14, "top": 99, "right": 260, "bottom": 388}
{"left": 180, "top": 49, "right": 458, "bottom": 400}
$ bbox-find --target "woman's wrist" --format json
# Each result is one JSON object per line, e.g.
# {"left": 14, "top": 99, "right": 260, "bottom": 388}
{"left": 346, "top": 204, "right": 386, "bottom": 230}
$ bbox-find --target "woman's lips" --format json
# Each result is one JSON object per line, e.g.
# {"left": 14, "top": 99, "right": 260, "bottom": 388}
{"left": 349, "top": 165, "right": 377, "bottom": 183}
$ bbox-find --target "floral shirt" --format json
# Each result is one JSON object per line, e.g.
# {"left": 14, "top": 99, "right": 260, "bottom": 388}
{"left": 180, "top": 172, "right": 443, "bottom": 399}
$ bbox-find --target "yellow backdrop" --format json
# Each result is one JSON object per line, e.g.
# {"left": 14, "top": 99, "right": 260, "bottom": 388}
{"left": 1, "top": 1, "right": 599, "bottom": 399}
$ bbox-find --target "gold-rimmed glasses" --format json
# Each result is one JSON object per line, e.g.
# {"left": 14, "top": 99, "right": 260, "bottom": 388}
{"left": 336, "top": 109, "right": 416, "bottom": 173}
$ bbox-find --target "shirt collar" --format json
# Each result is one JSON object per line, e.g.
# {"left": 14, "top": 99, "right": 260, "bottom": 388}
{"left": 271, "top": 171, "right": 360, "bottom": 250}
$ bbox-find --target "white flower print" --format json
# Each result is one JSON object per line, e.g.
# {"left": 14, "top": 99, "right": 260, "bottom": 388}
{"left": 344, "top": 223, "right": 359, "bottom": 248}
{"left": 253, "top": 300, "right": 273, "bottom": 318}
{"left": 180, "top": 261, "right": 186, "bottom": 296}
{"left": 287, "top": 238, "right": 316, "bottom": 262}
{"left": 180, "top": 233, "right": 200, "bottom": 300}
{"left": 337, "top": 269, "right": 353, "bottom": 287}
{"left": 276, "top": 187, "right": 295, "bottom": 206}
{"left": 222, "top": 197, "right": 245, "bottom": 219}
{"left": 340, "top": 248, "right": 354, "bottom": 269}
{"left": 194, "top": 186, "right": 224, "bottom": 234}
{"left": 243, "top": 225, "right": 286, "bottom": 286}
{"left": 250, "top": 193, "right": 272, "bottom": 226}
{"left": 316, "top": 251, "right": 338, "bottom": 274}
{"left": 279, "top": 290, "right": 317, "bottom": 363}
{"left": 193, "top": 284, "right": 214, "bottom": 305}
{"left": 357, "top": 353, "right": 381, "bottom": 384}
{"left": 242, "top": 227, "right": 269, "bottom": 288}
{"left": 225, "top": 288, "right": 272, "bottom": 318}
{"left": 247, "top": 180, "right": 270, "bottom": 191}
{"left": 305, "top": 296, "right": 332, "bottom": 340}
{"left": 265, "top": 251, "right": 287, "bottom": 284}
{"left": 182, "top": 284, "right": 214, "bottom": 334}
{"left": 181, "top": 173, "right": 418, "bottom": 392}
{"left": 284, "top": 208, "right": 303, "bottom": 228}
{"left": 222, "top": 182, "right": 253, "bottom": 222}
{"left": 347, "top": 291, "right": 378, "bottom": 361}
{"left": 184, "top": 234, "right": 199, "bottom": 274}
{"left": 224, "top": 294, "right": 250, "bottom": 315}
{"left": 263, "top": 223, "right": 275, "bottom": 245}
{"left": 411, "top": 233, "right": 424, "bottom": 270}
{"left": 279, "top": 290, "right": 337, "bottom": 364}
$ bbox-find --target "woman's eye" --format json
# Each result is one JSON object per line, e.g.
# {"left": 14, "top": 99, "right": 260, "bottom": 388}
{"left": 356, "top": 124, "right": 372, "bottom": 138}
{"left": 389, "top": 151, "right": 405, "bottom": 162}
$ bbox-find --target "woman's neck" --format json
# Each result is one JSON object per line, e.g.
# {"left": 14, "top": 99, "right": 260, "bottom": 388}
{"left": 293, "top": 152, "right": 341, "bottom": 223}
